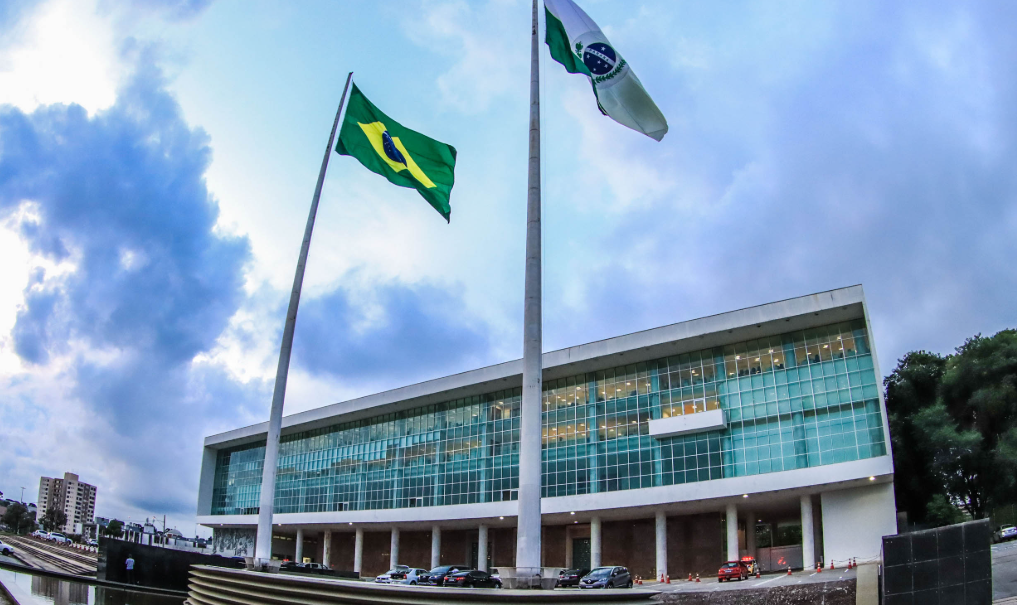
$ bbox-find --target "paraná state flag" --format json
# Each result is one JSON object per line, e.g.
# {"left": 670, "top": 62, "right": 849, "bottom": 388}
{"left": 544, "top": 0, "right": 668, "bottom": 141}
{"left": 336, "top": 83, "right": 457, "bottom": 222}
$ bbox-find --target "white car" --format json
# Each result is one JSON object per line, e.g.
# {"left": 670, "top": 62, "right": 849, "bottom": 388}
{"left": 995, "top": 525, "right": 1017, "bottom": 543}
{"left": 0, "top": 539, "right": 14, "bottom": 556}
{"left": 48, "top": 532, "right": 70, "bottom": 544}
{"left": 401, "top": 568, "right": 429, "bottom": 585}
{"left": 32, "top": 530, "right": 49, "bottom": 540}
{"left": 375, "top": 565, "right": 411, "bottom": 583}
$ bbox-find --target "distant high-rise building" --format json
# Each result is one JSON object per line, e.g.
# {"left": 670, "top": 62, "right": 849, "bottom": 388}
{"left": 38, "top": 472, "right": 97, "bottom": 535}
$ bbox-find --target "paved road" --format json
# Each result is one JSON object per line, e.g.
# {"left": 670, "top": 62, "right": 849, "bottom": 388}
{"left": 641, "top": 565, "right": 858, "bottom": 594}
{"left": 994, "top": 539, "right": 1017, "bottom": 602}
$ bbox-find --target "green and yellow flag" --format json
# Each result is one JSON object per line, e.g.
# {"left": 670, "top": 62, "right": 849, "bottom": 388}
{"left": 336, "top": 83, "right": 457, "bottom": 222}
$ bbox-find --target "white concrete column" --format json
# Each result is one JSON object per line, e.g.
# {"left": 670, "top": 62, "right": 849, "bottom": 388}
{"left": 801, "top": 495, "right": 815, "bottom": 569}
{"left": 430, "top": 526, "right": 441, "bottom": 569}
{"left": 745, "top": 512, "right": 756, "bottom": 558}
{"left": 322, "top": 529, "right": 332, "bottom": 568}
{"left": 295, "top": 528, "right": 304, "bottom": 562}
{"left": 655, "top": 511, "right": 667, "bottom": 580}
{"left": 390, "top": 527, "right": 400, "bottom": 568}
{"left": 726, "top": 503, "right": 738, "bottom": 562}
{"left": 354, "top": 528, "right": 364, "bottom": 574}
{"left": 478, "top": 525, "right": 489, "bottom": 572}
{"left": 591, "top": 517, "right": 602, "bottom": 568}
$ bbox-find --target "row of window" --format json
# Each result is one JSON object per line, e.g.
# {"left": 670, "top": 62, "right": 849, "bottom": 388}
{"left": 211, "top": 321, "right": 885, "bottom": 516}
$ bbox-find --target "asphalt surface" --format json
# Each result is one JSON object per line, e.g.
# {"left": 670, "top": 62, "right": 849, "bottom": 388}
{"left": 638, "top": 565, "right": 858, "bottom": 594}
{"left": 993, "top": 539, "right": 1017, "bottom": 602}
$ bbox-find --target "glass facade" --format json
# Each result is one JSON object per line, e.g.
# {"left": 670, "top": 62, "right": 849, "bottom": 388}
{"left": 210, "top": 320, "right": 886, "bottom": 516}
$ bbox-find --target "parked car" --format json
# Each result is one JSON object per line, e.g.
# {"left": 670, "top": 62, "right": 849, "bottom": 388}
{"left": 557, "top": 568, "right": 590, "bottom": 587}
{"left": 32, "top": 530, "right": 49, "bottom": 540}
{"left": 444, "top": 569, "right": 501, "bottom": 588}
{"left": 48, "top": 533, "right": 70, "bottom": 544}
{"left": 401, "top": 568, "right": 429, "bottom": 585}
{"left": 87, "top": 539, "right": 99, "bottom": 547}
{"left": 994, "top": 525, "right": 1017, "bottom": 543}
{"left": 740, "top": 556, "right": 757, "bottom": 575}
{"left": 0, "top": 539, "right": 15, "bottom": 556}
{"left": 280, "top": 561, "right": 304, "bottom": 571}
{"left": 418, "top": 564, "right": 469, "bottom": 586}
{"left": 375, "top": 565, "right": 412, "bottom": 583}
{"left": 718, "top": 560, "right": 749, "bottom": 582}
{"left": 303, "top": 563, "right": 328, "bottom": 571}
{"left": 579, "top": 566, "right": 632, "bottom": 589}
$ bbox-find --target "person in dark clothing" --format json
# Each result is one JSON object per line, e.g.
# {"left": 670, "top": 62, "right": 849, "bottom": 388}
{"left": 125, "top": 554, "right": 136, "bottom": 584}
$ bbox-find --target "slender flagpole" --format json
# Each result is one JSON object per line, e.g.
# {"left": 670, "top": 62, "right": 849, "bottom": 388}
{"left": 254, "top": 71, "right": 354, "bottom": 564}
{"left": 516, "top": 0, "right": 542, "bottom": 574}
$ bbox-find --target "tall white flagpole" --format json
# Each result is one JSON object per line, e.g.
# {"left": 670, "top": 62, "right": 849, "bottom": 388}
{"left": 515, "top": 0, "right": 543, "bottom": 575}
{"left": 254, "top": 71, "right": 354, "bottom": 565}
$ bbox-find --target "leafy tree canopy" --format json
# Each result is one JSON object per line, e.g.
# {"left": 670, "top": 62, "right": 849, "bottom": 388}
{"left": 886, "top": 329, "right": 1017, "bottom": 525}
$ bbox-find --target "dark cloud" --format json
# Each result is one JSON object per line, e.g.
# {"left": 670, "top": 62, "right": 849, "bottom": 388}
{"left": 0, "top": 62, "right": 257, "bottom": 514}
{"left": 293, "top": 281, "right": 494, "bottom": 388}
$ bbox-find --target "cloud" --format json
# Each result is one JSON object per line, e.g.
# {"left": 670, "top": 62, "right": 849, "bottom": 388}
{"left": 402, "top": 0, "right": 529, "bottom": 114}
{"left": 292, "top": 279, "right": 494, "bottom": 390}
{"left": 543, "top": 1, "right": 1017, "bottom": 374}
{"left": 0, "top": 58, "right": 258, "bottom": 518}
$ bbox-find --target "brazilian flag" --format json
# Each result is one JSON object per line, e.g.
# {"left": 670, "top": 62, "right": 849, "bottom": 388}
{"left": 336, "top": 83, "right": 457, "bottom": 222}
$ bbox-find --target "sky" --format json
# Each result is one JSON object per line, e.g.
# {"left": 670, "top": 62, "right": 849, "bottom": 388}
{"left": 0, "top": 0, "right": 1015, "bottom": 536}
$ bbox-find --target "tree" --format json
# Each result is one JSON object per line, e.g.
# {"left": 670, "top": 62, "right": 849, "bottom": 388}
{"left": 884, "top": 351, "right": 947, "bottom": 525}
{"left": 104, "top": 519, "right": 124, "bottom": 538}
{"left": 886, "top": 329, "right": 1017, "bottom": 524}
{"left": 41, "top": 507, "right": 68, "bottom": 532}
{"left": 2, "top": 502, "right": 35, "bottom": 534}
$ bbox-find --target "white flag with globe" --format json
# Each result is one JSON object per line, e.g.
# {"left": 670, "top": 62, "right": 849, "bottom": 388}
{"left": 545, "top": 0, "right": 668, "bottom": 141}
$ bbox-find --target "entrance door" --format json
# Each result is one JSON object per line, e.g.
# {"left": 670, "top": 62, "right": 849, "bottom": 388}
{"left": 572, "top": 538, "right": 591, "bottom": 570}
{"left": 470, "top": 542, "right": 493, "bottom": 569}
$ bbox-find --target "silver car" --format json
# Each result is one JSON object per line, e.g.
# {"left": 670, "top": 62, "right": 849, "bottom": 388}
{"left": 995, "top": 525, "right": 1017, "bottom": 543}
{"left": 0, "top": 539, "right": 14, "bottom": 556}
{"left": 401, "top": 568, "right": 429, "bottom": 585}
{"left": 375, "top": 565, "right": 411, "bottom": 583}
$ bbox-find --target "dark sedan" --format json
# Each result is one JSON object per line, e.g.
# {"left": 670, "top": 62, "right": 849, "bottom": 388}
{"left": 418, "top": 564, "right": 468, "bottom": 586}
{"left": 557, "top": 568, "right": 590, "bottom": 587}
{"left": 579, "top": 566, "right": 632, "bottom": 589}
{"left": 444, "top": 569, "right": 501, "bottom": 588}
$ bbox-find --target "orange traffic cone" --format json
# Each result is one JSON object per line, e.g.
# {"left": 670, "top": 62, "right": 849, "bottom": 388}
{"left": 695, "top": 573, "right": 701, "bottom": 583}
{"left": 816, "top": 562, "right": 822, "bottom": 573}
{"left": 787, "top": 567, "right": 792, "bottom": 576}
{"left": 755, "top": 569, "right": 761, "bottom": 579}
{"left": 830, "top": 560, "right": 835, "bottom": 570}
{"left": 666, "top": 575, "right": 671, "bottom": 584}
{"left": 688, "top": 573, "right": 693, "bottom": 582}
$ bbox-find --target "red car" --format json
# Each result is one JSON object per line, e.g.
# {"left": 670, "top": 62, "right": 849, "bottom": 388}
{"left": 717, "top": 560, "right": 749, "bottom": 582}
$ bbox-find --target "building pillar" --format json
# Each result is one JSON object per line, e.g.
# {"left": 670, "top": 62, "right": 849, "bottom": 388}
{"left": 745, "top": 512, "right": 756, "bottom": 558}
{"left": 390, "top": 527, "right": 400, "bottom": 568}
{"left": 655, "top": 510, "right": 667, "bottom": 580}
{"left": 565, "top": 525, "right": 573, "bottom": 569}
{"left": 591, "top": 516, "right": 602, "bottom": 569}
{"left": 726, "top": 503, "right": 738, "bottom": 562}
{"left": 430, "top": 526, "right": 441, "bottom": 569}
{"left": 801, "top": 495, "right": 815, "bottom": 570}
{"left": 295, "top": 528, "right": 304, "bottom": 562}
{"left": 354, "top": 528, "right": 364, "bottom": 574}
{"left": 478, "top": 525, "right": 489, "bottom": 572}
{"left": 322, "top": 529, "right": 332, "bottom": 568}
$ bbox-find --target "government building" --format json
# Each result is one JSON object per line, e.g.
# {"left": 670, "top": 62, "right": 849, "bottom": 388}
{"left": 197, "top": 285, "right": 897, "bottom": 579}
